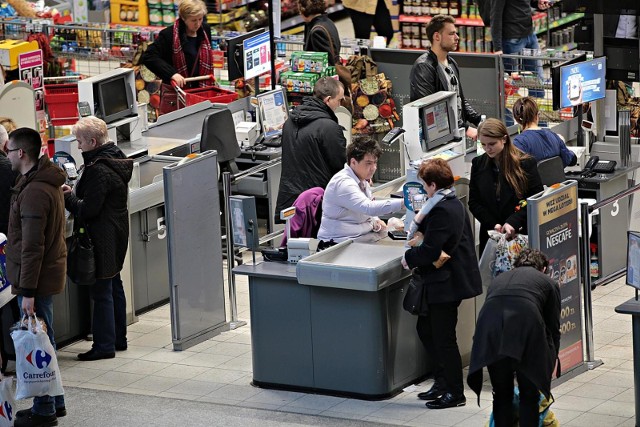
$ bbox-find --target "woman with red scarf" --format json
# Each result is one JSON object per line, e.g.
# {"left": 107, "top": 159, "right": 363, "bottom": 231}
{"left": 142, "top": 0, "right": 213, "bottom": 88}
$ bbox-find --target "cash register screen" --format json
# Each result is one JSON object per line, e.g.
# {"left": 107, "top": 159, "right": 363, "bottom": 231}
{"left": 257, "top": 88, "right": 288, "bottom": 139}
{"left": 626, "top": 231, "right": 640, "bottom": 290}
{"left": 420, "top": 97, "right": 455, "bottom": 152}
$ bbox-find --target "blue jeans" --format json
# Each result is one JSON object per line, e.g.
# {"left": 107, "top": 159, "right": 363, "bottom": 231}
{"left": 17, "top": 296, "right": 65, "bottom": 416}
{"left": 91, "top": 273, "right": 127, "bottom": 353}
{"left": 502, "top": 33, "right": 544, "bottom": 78}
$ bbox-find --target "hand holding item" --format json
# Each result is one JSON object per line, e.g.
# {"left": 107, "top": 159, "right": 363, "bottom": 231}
{"left": 466, "top": 127, "right": 478, "bottom": 141}
{"left": 401, "top": 255, "right": 409, "bottom": 270}
{"left": 538, "top": 0, "right": 552, "bottom": 10}
{"left": 22, "top": 297, "right": 35, "bottom": 316}
{"left": 61, "top": 184, "right": 72, "bottom": 194}
{"left": 433, "top": 250, "right": 451, "bottom": 268}
{"left": 501, "top": 223, "right": 516, "bottom": 240}
{"left": 494, "top": 223, "right": 503, "bottom": 232}
{"left": 407, "top": 231, "right": 424, "bottom": 247}
{"left": 372, "top": 218, "right": 387, "bottom": 233}
{"left": 171, "top": 73, "right": 186, "bottom": 88}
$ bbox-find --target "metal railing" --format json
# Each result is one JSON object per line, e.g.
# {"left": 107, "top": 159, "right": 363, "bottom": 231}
{"left": 580, "top": 182, "right": 640, "bottom": 366}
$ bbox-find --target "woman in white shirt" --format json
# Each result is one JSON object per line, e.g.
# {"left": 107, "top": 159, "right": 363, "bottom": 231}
{"left": 317, "top": 137, "right": 404, "bottom": 242}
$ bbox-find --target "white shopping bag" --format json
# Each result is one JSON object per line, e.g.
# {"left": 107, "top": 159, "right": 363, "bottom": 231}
{"left": 11, "top": 316, "right": 64, "bottom": 400}
{"left": 0, "top": 375, "right": 15, "bottom": 426}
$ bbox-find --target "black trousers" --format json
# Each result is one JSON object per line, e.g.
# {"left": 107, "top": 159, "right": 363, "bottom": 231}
{"left": 487, "top": 357, "right": 539, "bottom": 427}
{"left": 346, "top": 0, "right": 394, "bottom": 44}
{"left": 416, "top": 301, "right": 463, "bottom": 396}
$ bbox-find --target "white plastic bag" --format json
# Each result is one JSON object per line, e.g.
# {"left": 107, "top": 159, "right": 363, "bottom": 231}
{"left": 11, "top": 316, "right": 64, "bottom": 400}
{"left": 0, "top": 375, "right": 16, "bottom": 426}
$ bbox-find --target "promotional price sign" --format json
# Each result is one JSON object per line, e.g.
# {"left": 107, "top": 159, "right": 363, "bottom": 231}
{"left": 528, "top": 181, "right": 583, "bottom": 375}
{"left": 18, "top": 49, "right": 47, "bottom": 139}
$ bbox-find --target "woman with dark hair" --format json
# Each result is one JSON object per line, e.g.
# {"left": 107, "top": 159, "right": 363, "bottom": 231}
{"left": 298, "top": 0, "right": 341, "bottom": 66}
{"left": 142, "top": 0, "right": 213, "bottom": 88}
{"left": 469, "top": 118, "right": 543, "bottom": 253}
{"left": 403, "top": 158, "right": 482, "bottom": 410}
{"left": 468, "top": 249, "right": 561, "bottom": 427}
{"left": 512, "top": 97, "right": 577, "bottom": 167}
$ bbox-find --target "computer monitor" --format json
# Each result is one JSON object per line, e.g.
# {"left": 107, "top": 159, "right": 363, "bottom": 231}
{"left": 420, "top": 96, "right": 457, "bottom": 152}
{"left": 551, "top": 53, "right": 587, "bottom": 110}
{"left": 201, "top": 108, "right": 241, "bottom": 175}
{"left": 256, "top": 88, "right": 288, "bottom": 139}
{"left": 96, "top": 74, "right": 136, "bottom": 124}
{"left": 226, "top": 29, "right": 267, "bottom": 81}
{"left": 604, "top": 37, "right": 639, "bottom": 82}
{"left": 402, "top": 91, "right": 460, "bottom": 163}
{"left": 559, "top": 57, "right": 607, "bottom": 109}
{"left": 242, "top": 31, "right": 271, "bottom": 81}
{"left": 626, "top": 231, "right": 640, "bottom": 291}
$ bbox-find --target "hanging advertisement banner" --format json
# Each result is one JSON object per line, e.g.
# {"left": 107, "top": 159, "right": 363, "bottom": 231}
{"left": 528, "top": 181, "right": 584, "bottom": 375}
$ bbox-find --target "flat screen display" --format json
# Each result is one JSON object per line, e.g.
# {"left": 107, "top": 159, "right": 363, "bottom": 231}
{"left": 242, "top": 31, "right": 271, "bottom": 80}
{"left": 421, "top": 99, "right": 453, "bottom": 151}
{"left": 101, "top": 77, "right": 130, "bottom": 118}
{"left": 627, "top": 231, "right": 640, "bottom": 290}
{"left": 559, "top": 57, "right": 606, "bottom": 109}
{"left": 257, "top": 88, "right": 288, "bottom": 138}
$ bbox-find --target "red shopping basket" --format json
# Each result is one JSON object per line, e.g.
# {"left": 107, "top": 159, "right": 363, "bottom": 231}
{"left": 160, "top": 75, "right": 238, "bottom": 115}
{"left": 44, "top": 80, "right": 80, "bottom": 126}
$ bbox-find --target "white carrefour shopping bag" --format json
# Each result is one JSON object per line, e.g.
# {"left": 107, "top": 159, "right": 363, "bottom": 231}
{"left": 11, "top": 316, "right": 64, "bottom": 400}
{"left": 0, "top": 375, "right": 16, "bottom": 426}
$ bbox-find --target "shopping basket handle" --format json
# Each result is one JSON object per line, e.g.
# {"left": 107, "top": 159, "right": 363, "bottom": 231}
{"left": 171, "top": 74, "right": 215, "bottom": 87}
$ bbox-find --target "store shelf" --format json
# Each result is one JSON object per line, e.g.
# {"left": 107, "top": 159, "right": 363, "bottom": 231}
{"left": 280, "top": 4, "right": 344, "bottom": 30}
{"left": 549, "top": 42, "right": 577, "bottom": 51}
{"left": 399, "top": 14, "right": 484, "bottom": 26}
{"left": 218, "top": 0, "right": 261, "bottom": 12}
{"left": 535, "top": 12, "right": 585, "bottom": 35}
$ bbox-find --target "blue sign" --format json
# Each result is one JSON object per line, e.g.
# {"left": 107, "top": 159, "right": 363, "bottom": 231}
{"left": 559, "top": 57, "right": 606, "bottom": 109}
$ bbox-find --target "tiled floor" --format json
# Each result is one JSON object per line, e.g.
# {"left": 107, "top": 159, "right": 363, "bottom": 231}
{"left": 53, "top": 266, "right": 638, "bottom": 426}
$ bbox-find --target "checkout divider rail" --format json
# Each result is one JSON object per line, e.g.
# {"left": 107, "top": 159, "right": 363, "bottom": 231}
{"left": 223, "top": 157, "right": 282, "bottom": 329}
{"left": 580, "top": 182, "right": 640, "bottom": 366}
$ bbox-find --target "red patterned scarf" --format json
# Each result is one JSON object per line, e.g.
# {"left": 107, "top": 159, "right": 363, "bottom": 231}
{"left": 172, "top": 18, "right": 214, "bottom": 87}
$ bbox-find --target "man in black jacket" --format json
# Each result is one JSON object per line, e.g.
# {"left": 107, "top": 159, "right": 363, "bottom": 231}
{"left": 275, "top": 77, "right": 347, "bottom": 217}
{"left": 409, "top": 15, "right": 482, "bottom": 140}
{"left": 63, "top": 116, "right": 133, "bottom": 362}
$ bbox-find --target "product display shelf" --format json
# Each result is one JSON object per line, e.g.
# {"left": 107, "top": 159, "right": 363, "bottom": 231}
{"left": 535, "top": 13, "right": 585, "bottom": 35}
{"left": 398, "top": 15, "right": 483, "bottom": 26}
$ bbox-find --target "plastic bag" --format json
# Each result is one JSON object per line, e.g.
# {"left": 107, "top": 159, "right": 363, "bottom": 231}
{"left": 0, "top": 375, "right": 15, "bottom": 427}
{"left": 479, "top": 235, "right": 499, "bottom": 286}
{"left": 11, "top": 315, "right": 64, "bottom": 400}
{"left": 491, "top": 231, "right": 529, "bottom": 277}
{"left": 485, "top": 387, "right": 558, "bottom": 427}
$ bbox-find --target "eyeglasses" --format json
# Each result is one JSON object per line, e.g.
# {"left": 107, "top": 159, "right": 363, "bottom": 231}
{"left": 444, "top": 66, "right": 458, "bottom": 87}
{"left": 4, "top": 147, "right": 19, "bottom": 154}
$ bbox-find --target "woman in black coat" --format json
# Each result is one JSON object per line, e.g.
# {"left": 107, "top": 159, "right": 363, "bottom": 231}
{"left": 403, "top": 159, "right": 482, "bottom": 410}
{"left": 467, "top": 249, "right": 561, "bottom": 427}
{"left": 469, "top": 118, "right": 544, "bottom": 253}
{"left": 298, "top": 0, "right": 341, "bottom": 66}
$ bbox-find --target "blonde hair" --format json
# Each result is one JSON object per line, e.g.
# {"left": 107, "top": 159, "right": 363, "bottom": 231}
{"left": 72, "top": 116, "right": 109, "bottom": 146}
{"left": 178, "top": 0, "right": 207, "bottom": 20}
{"left": 478, "top": 118, "right": 531, "bottom": 198}
{"left": 0, "top": 125, "right": 7, "bottom": 146}
{"left": 0, "top": 117, "right": 17, "bottom": 133}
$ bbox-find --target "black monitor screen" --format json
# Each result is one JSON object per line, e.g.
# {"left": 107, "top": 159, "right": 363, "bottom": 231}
{"left": 627, "top": 231, "right": 640, "bottom": 290}
{"left": 420, "top": 98, "right": 454, "bottom": 151}
{"left": 551, "top": 53, "right": 587, "bottom": 110}
{"left": 101, "top": 78, "right": 129, "bottom": 118}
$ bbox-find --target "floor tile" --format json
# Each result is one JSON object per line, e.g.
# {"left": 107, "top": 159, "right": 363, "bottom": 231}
{"left": 179, "top": 352, "right": 235, "bottom": 368}
{"left": 563, "top": 412, "right": 630, "bottom": 426}
{"left": 202, "top": 383, "right": 262, "bottom": 401}
{"left": 565, "top": 382, "right": 628, "bottom": 400}
{"left": 114, "top": 359, "right": 171, "bottom": 375}
{"left": 87, "top": 371, "right": 145, "bottom": 387}
{"left": 552, "top": 394, "right": 608, "bottom": 412}
{"left": 139, "top": 348, "right": 197, "bottom": 364}
{"left": 164, "top": 379, "right": 225, "bottom": 396}
{"left": 284, "top": 394, "right": 347, "bottom": 411}
{"left": 590, "top": 400, "right": 636, "bottom": 418}
{"left": 244, "top": 389, "right": 305, "bottom": 406}
{"left": 196, "top": 367, "right": 248, "bottom": 384}
{"left": 153, "top": 364, "right": 211, "bottom": 379}
{"left": 127, "top": 375, "right": 186, "bottom": 393}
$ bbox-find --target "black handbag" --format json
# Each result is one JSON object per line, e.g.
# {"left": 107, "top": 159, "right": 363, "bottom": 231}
{"left": 403, "top": 270, "right": 424, "bottom": 315}
{"left": 67, "top": 225, "right": 96, "bottom": 286}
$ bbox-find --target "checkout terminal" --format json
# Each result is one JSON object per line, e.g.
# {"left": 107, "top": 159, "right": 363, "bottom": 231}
{"left": 233, "top": 90, "right": 477, "bottom": 399}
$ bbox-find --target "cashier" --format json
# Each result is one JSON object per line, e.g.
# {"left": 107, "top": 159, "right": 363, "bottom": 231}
{"left": 317, "top": 137, "right": 404, "bottom": 242}
{"left": 141, "top": 0, "right": 213, "bottom": 88}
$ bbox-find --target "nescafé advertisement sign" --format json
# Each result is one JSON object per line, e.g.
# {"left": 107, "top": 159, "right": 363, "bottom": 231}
{"left": 529, "top": 182, "right": 583, "bottom": 375}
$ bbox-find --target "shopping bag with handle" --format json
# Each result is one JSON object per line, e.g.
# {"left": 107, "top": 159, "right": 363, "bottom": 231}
{"left": 11, "top": 315, "right": 64, "bottom": 399}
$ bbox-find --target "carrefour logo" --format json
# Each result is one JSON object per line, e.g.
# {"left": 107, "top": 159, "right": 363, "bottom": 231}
{"left": 26, "top": 349, "right": 52, "bottom": 369}
{"left": 0, "top": 400, "right": 12, "bottom": 421}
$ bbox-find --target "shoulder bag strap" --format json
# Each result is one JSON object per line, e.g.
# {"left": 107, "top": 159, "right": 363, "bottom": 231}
{"left": 311, "top": 25, "right": 340, "bottom": 64}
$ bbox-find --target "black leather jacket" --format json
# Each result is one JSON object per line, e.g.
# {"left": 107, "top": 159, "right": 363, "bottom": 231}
{"left": 409, "top": 50, "right": 482, "bottom": 129}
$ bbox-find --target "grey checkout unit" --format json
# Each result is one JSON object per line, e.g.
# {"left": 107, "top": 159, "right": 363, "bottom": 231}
{"left": 234, "top": 236, "right": 478, "bottom": 399}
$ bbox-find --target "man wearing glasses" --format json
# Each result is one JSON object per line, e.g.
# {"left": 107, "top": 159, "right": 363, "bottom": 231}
{"left": 5, "top": 128, "right": 67, "bottom": 426}
{"left": 409, "top": 14, "right": 482, "bottom": 141}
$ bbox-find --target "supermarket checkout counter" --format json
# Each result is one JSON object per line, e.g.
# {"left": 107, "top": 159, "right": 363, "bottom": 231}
{"left": 234, "top": 236, "right": 479, "bottom": 399}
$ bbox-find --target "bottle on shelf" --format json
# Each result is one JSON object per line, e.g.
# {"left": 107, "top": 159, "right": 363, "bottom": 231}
{"left": 590, "top": 243, "right": 599, "bottom": 280}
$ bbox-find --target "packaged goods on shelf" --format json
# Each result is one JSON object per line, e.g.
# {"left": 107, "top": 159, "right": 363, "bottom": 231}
{"left": 0, "top": 39, "right": 39, "bottom": 70}
{"left": 280, "top": 71, "right": 319, "bottom": 94}
{"left": 110, "top": 0, "right": 149, "bottom": 25}
{"left": 289, "top": 51, "right": 328, "bottom": 74}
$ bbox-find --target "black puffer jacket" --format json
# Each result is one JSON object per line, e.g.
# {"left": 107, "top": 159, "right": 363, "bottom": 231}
{"left": 275, "top": 96, "right": 347, "bottom": 215}
{"left": 64, "top": 143, "right": 133, "bottom": 279}
{"left": 409, "top": 50, "right": 482, "bottom": 128}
